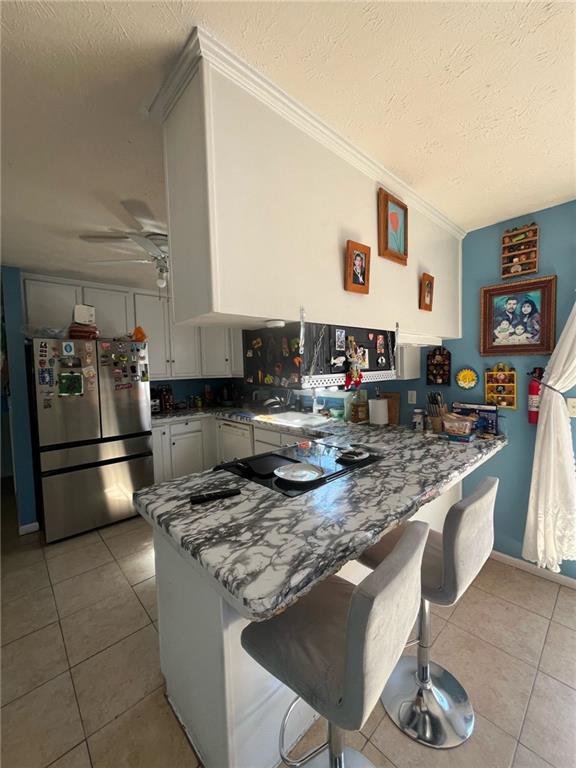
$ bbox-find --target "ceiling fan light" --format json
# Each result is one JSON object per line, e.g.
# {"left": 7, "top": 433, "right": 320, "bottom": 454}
{"left": 156, "top": 275, "right": 167, "bottom": 288}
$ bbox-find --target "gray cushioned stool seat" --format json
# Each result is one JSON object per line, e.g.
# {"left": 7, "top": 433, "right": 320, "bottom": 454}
{"left": 358, "top": 477, "right": 499, "bottom": 750}
{"left": 360, "top": 477, "right": 499, "bottom": 606}
{"left": 242, "top": 521, "right": 429, "bottom": 736}
{"left": 242, "top": 575, "right": 353, "bottom": 720}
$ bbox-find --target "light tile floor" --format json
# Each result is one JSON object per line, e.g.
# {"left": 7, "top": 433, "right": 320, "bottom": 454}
{"left": 2, "top": 491, "right": 575, "bottom": 768}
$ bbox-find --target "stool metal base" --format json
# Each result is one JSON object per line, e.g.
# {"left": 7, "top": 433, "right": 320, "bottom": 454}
{"left": 381, "top": 656, "right": 474, "bottom": 749}
{"left": 303, "top": 746, "right": 376, "bottom": 768}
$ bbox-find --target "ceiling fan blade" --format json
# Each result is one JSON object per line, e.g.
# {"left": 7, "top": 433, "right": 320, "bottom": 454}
{"left": 89, "top": 258, "right": 152, "bottom": 265}
{"left": 121, "top": 199, "right": 166, "bottom": 234}
{"left": 80, "top": 234, "right": 132, "bottom": 243}
{"left": 128, "top": 233, "right": 165, "bottom": 259}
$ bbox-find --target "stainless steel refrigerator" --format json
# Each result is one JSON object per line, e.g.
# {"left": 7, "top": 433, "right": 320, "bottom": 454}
{"left": 29, "top": 338, "right": 153, "bottom": 542}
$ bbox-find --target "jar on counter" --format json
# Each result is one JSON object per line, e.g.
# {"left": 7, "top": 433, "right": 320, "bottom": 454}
{"left": 411, "top": 408, "right": 425, "bottom": 431}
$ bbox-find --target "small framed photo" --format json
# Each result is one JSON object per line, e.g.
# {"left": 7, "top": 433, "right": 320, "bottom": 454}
{"left": 378, "top": 188, "right": 408, "bottom": 265}
{"left": 419, "top": 273, "right": 434, "bottom": 311}
{"left": 480, "top": 275, "right": 557, "bottom": 356}
{"left": 344, "top": 240, "right": 370, "bottom": 294}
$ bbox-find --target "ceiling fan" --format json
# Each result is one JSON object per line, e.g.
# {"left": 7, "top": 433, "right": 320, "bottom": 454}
{"left": 80, "top": 200, "right": 170, "bottom": 287}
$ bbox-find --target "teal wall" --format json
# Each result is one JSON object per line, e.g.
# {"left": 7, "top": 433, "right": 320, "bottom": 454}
{"left": 1, "top": 267, "right": 38, "bottom": 528}
{"left": 382, "top": 200, "right": 576, "bottom": 578}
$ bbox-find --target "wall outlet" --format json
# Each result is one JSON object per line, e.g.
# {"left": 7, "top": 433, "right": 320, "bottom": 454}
{"left": 407, "top": 390, "right": 417, "bottom": 405}
{"left": 567, "top": 397, "right": 576, "bottom": 418}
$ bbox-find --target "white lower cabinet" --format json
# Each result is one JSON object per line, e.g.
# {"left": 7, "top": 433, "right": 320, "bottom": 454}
{"left": 171, "top": 430, "right": 204, "bottom": 479}
{"left": 152, "top": 425, "right": 172, "bottom": 483}
{"left": 152, "top": 420, "right": 206, "bottom": 482}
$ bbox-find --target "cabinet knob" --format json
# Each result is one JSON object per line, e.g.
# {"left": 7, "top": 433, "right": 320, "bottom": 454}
{"left": 172, "top": 360, "right": 175, "bottom": 363}
{"left": 166, "top": 359, "right": 170, "bottom": 363}
{"left": 172, "top": 442, "right": 175, "bottom": 446}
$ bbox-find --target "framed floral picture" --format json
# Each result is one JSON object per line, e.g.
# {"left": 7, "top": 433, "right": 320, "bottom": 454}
{"left": 344, "top": 240, "right": 370, "bottom": 294}
{"left": 480, "top": 275, "right": 557, "bottom": 356}
{"left": 378, "top": 188, "right": 408, "bottom": 265}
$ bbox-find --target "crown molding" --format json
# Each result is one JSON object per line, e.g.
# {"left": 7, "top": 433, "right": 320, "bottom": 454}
{"left": 148, "top": 27, "right": 467, "bottom": 240}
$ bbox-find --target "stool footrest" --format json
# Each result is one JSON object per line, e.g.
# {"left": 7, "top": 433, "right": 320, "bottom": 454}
{"left": 279, "top": 697, "right": 328, "bottom": 767}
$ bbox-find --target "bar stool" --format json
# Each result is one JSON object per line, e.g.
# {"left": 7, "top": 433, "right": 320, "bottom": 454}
{"left": 241, "top": 522, "right": 429, "bottom": 768}
{"left": 359, "top": 476, "right": 499, "bottom": 750}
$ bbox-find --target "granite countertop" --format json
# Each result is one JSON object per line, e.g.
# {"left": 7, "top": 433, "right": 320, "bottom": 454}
{"left": 151, "top": 406, "right": 337, "bottom": 437}
{"left": 134, "top": 424, "right": 506, "bottom": 621}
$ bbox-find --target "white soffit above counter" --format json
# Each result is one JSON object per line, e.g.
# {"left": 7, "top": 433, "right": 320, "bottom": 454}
{"left": 149, "top": 28, "right": 466, "bottom": 241}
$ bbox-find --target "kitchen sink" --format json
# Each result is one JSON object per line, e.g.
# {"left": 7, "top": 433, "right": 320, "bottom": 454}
{"left": 254, "top": 412, "right": 331, "bottom": 428}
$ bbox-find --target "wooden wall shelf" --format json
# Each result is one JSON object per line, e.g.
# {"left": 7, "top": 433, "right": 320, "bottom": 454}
{"left": 501, "top": 223, "right": 539, "bottom": 279}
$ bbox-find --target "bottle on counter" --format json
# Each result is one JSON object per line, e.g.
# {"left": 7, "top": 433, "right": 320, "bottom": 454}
{"left": 411, "top": 408, "right": 425, "bottom": 431}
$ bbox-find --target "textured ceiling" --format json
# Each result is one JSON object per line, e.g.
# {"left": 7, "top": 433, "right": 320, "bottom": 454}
{"left": 2, "top": 1, "right": 575, "bottom": 289}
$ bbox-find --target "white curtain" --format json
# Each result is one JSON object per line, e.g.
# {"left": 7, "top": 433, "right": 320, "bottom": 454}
{"left": 522, "top": 301, "right": 576, "bottom": 572}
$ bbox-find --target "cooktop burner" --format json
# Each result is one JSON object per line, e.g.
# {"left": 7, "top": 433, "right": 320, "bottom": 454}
{"left": 215, "top": 439, "right": 382, "bottom": 497}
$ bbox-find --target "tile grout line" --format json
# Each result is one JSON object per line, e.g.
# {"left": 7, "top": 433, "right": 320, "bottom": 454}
{"left": 514, "top": 587, "right": 564, "bottom": 765}
{"left": 43, "top": 538, "right": 91, "bottom": 755}
{"left": 433, "top": 616, "right": 543, "bottom": 746}
{"left": 443, "top": 609, "right": 549, "bottom": 673}
{"left": 459, "top": 581, "right": 559, "bottom": 621}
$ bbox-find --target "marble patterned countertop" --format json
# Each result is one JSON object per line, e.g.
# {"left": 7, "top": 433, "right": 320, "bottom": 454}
{"left": 134, "top": 421, "right": 506, "bottom": 621}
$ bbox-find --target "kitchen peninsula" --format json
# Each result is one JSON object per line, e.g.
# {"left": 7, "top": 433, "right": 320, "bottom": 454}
{"left": 134, "top": 422, "right": 506, "bottom": 768}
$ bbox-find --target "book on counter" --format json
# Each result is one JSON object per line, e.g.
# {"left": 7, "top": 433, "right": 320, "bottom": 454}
{"left": 451, "top": 402, "right": 498, "bottom": 435}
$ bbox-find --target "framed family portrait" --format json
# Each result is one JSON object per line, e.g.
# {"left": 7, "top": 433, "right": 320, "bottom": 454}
{"left": 378, "top": 188, "right": 408, "bottom": 265}
{"left": 419, "top": 272, "right": 434, "bottom": 311}
{"left": 344, "top": 240, "right": 370, "bottom": 294}
{"left": 480, "top": 275, "right": 557, "bottom": 356}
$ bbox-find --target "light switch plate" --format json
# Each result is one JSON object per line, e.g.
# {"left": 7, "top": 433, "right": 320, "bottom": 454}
{"left": 567, "top": 397, "right": 576, "bottom": 418}
{"left": 408, "top": 390, "right": 417, "bottom": 405}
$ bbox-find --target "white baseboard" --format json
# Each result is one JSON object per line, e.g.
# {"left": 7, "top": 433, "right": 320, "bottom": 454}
{"left": 490, "top": 550, "right": 576, "bottom": 590}
{"left": 18, "top": 522, "right": 40, "bottom": 536}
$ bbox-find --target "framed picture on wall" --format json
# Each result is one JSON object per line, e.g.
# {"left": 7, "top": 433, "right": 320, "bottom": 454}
{"left": 344, "top": 240, "right": 370, "bottom": 294}
{"left": 378, "top": 188, "right": 408, "bottom": 265}
{"left": 480, "top": 275, "right": 557, "bottom": 355}
{"left": 419, "top": 273, "right": 434, "bottom": 311}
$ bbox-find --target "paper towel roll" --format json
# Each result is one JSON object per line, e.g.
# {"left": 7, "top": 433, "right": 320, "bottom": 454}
{"left": 369, "top": 399, "right": 389, "bottom": 425}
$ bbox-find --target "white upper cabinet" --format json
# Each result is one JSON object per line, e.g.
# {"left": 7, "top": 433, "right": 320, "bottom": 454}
{"left": 134, "top": 293, "right": 170, "bottom": 379}
{"left": 200, "top": 327, "right": 230, "bottom": 377}
{"left": 230, "top": 328, "right": 244, "bottom": 377}
{"left": 25, "top": 280, "right": 80, "bottom": 331}
{"left": 171, "top": 323, "right": 201, "bottom": 378}
{"left": 155, "top": 33, "right": 464, "bottom": 341}
{"left": 83, "top": 287, "right": 132, "bottom": 338}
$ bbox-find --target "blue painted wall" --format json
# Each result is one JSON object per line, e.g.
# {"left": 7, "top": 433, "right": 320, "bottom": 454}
{"left": 1, "top": 267, "right": 37, "bottom": 528}
{"left": 382, "top": 201, "right": 576, "bottom": 578}
{"left": 450, "top": 201, "right": 576, "bottom": 578}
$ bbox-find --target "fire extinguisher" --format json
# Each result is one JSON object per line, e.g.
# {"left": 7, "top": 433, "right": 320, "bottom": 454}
{"left": 527, "top": 367, "right": 545, "bottom": 424}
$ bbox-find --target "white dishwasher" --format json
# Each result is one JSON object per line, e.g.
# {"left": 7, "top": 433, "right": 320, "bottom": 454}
{"left": 217, "top": 421, "right": 254, "bottom": 463}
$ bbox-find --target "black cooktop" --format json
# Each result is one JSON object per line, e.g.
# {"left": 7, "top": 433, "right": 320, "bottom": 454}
{"left": 214, "top": 439, "right": 382, "bottom": 497}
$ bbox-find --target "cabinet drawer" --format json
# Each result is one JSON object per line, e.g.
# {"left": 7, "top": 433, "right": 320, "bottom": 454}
{"left": 170, "top": 419, "right": 203, "bottom": 436}
{"left": 253, "top": 427, "right": 281, "bottom": 446}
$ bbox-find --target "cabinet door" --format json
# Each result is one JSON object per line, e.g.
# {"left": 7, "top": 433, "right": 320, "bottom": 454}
{"left": 152, "top": 425, "right": 172, "bottom": 483}
{"left": 171, "top": 431, "right": 204, "bottom": 479}
{"left": 230, "top": 328, "right": 244, "bottom": 377}
{"left": 217, "top": 422, "right": 253, "bottom": 463}
{"left": 200, "top": 327, "right": 231, "bottom": 377}
{"left": 83, "top": 287, "right": 132, "bottom": 338}
{"left": 134, "top": 294, "right": 170, "bottom": 379}
{"left": 25, "top": 280, "right": 80, "bottom": 330}
{"left": 254, "top": 440, "right": 277, "bottom": 454}
{"left": 170, "top": 323, "right": 201, "bottom": 378}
